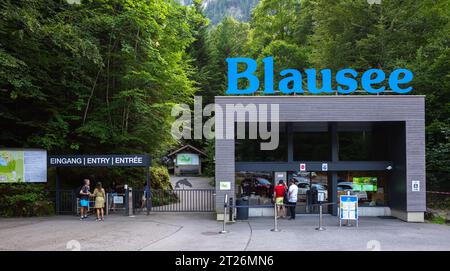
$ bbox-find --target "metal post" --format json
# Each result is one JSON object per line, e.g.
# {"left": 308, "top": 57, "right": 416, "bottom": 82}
{"left": 106, "top": 193, "right": 109, "bottom": 216}
{"left": 55, "top": 168, "right": 60, "bottom": 214}
{"left": 128, "top": 187, "right": 133, "bottom": 216}
{"left": 229, "top": 197, "right": 233, "bottom": 222}
{"left": 271, "top": 202, "right": 280, "bottom": 232}
{"left": 315, "top": 203, "right": 326, "bottom": 231}
{"left": 124, "top": 184, "right": 129, "bottom": 216}
{"left": 146, "top": 166, "right": 151, "bottom": 216}
{"left": 219, "top": 194, "right": 228, "bottom": 234}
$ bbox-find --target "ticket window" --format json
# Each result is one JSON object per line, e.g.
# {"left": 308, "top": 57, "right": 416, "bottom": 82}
{"left": 274, "top": 172, "right": 287, "bottom": 186}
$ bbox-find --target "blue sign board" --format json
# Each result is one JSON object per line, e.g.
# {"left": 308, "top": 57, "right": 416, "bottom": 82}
{"left": 339, "top": 195, "right": 358, "bottom": 220}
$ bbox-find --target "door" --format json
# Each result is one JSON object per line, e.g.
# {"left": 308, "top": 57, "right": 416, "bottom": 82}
{"left": 287, "top": 171, "right": 329, "bottom": 214}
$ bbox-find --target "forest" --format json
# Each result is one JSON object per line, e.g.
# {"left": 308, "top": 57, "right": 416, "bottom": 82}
{"left": 0, "top": 0, "right": 449, "bottom": 194}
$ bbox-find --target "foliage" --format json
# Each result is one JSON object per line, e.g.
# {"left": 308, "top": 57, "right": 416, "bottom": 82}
{"left": 0, "top": 0, "right": 195, "bottom": 156}
{"left": 152, "top": 189, "right": 179, "bottom": 207}
{"left": 0, "top": 184, "right": 54, "bottom": 217}
{"left": 202, "top": 139, "right": 215, "bottom": 177}
{"left": 150, "top": 166, "right": 173, "bottom": 190}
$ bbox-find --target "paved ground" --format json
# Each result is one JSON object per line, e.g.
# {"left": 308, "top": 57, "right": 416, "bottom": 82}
{"left": 0, "top": 214, "right": 449, "bottom": 251}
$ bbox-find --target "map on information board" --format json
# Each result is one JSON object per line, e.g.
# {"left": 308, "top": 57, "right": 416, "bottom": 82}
{"left": 0, "top": 151, "right": 24, "bottom": 182}
{"left": 0, "top": 150, "right": 47, "bottom": 183}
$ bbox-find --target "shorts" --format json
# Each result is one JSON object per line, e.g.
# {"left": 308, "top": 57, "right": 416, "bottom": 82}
{"left": 80, "top": 199, "right": 89, "bottom": 207}
{"left": 275, "top": 197, "right": 284, "bottom": 205}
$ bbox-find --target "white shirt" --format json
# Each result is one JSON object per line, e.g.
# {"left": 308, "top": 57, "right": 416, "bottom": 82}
{"left": 288, "top": 184, "right": 298, "bottom": 202}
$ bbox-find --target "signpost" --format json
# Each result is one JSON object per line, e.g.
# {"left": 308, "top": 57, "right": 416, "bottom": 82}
{"left": 339, "top": 194, "right": 359, "bottom": 227}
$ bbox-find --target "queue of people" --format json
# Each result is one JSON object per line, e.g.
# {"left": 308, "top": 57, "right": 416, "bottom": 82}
{"left": 273, "top": 178, "right": 299, "bottom": 220}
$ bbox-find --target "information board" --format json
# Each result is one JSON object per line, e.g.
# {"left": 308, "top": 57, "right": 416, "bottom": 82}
{"left": 0, "top": 149, "right": 47, "bottom": 183}
{"left": 176, "top": 153, "right": 199, "bottom": 166}
{"left": 339, "top": 195, "right": 358, "bottom": 220}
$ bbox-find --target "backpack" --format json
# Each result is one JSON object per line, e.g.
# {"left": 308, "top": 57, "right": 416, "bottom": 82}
{"left": 74, "top": 186, "right": 83, "bottom": 199}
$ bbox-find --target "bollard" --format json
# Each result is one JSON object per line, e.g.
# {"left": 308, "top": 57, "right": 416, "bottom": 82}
{"left": 219, "top": 194, "right": 228, "bottom": 234}
{"left": 127, "top": 187, "right": 133, "bottom": 217}
{"left": 106, "top": 193, "right": 109, "bottom": 216}
{"left": 124, "top": 185, "right": 129, "bottom": 216}
{"left": 315, "top": 203, "right": 326, "bottom": 231}
{"left": 229, "top": 197, "right": 233, "bottom": 222}
{"left": 270, "top": 202, "right": 280, "bottom": 232}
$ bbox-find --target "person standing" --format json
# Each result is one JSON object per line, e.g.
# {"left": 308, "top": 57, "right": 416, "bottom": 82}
{"left": 274, "top": 180, "right": 287, "bottom": 218}
{"left": 288, "top": 179, "right": 298, "bottom": 220}
{"left": 79, "top": 179, "right": 91, "bottom": 220}
{"left": 140, "top": 184, "right": 151, "bottom": 211}
{"left": 93, "top": 182, "right": 106, "bottom": 221}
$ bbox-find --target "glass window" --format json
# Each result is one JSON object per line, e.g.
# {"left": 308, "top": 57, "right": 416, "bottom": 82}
{"left": 286, "top": 171, "right": 329, "bottom": 214}
{"left": 293, "top": 132, "right": 331, "bottom": 161}
{"left": 338, "top": 129, "right": 388, "bottom": 161}
{"left": 338, "top": 131, "right": 372, "bottom": 160}
{"left": 236, "top": 171, "right": 274, "bottom": 206}
{"left": 337, "top": 171, "right": 388, "bottom": 207}
{"left": 235, "top": 122, "right": 287, "bottom": 162}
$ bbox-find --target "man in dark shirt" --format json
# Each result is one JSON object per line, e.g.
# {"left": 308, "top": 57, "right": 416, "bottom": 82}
{"left": 79, "top": 179, "right": 91, "bottom": 220}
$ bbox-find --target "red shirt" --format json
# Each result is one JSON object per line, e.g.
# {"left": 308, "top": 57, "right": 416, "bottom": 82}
{"left": 274, "top": 185, "right": 286, "bottom": 198}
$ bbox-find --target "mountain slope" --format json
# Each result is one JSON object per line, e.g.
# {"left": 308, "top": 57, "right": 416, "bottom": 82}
{"left": 180, "top": 0, "right": 260, "bottom": 25}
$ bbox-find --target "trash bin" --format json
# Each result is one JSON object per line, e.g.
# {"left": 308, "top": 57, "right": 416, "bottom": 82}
{"left": 236, "top": 197, "right": 249, "bottom": 220}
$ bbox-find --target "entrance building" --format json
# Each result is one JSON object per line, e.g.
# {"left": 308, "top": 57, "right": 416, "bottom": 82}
{"left": 215, "top": 95, "right": 425, "bottom": 222}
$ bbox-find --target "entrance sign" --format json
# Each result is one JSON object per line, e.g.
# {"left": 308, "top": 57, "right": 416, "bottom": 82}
{"left": 321, "top": 163, "right": 328, "bottom": 171}
{"left": 0, "top": 149, "right": 47, "bottom": 183}
{"left": 219, "top": 181, "right": 231, "bottom": 190}
{"left": 339, "top": 195, "right": 358, "bottom": 227}
{"left": 299, "top": 163, "right": 306, "bottom": 172}
{"left": 412, "top": 180, "right": 420, "bottom": 192}
{"left": 48, "top": 154, "right": 150, "bottom": 167}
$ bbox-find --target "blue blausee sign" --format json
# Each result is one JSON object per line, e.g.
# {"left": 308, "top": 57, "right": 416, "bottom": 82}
{"left": 226, "top": 57, "right": 413, "bottom": 95}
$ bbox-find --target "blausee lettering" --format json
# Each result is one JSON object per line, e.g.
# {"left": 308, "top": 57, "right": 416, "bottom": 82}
{"left": 226, "top": 57, "right": 413, "bottom": 94}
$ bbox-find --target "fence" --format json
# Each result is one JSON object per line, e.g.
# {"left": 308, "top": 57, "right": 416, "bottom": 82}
{"left": 133, "top": 189, "right": 215, "bottom": 213}
{"left": 49, "top": 190, "right": 76, "bottom": 214}
{"left": 50, "top": 188, "right": 216, "bottom": 215}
